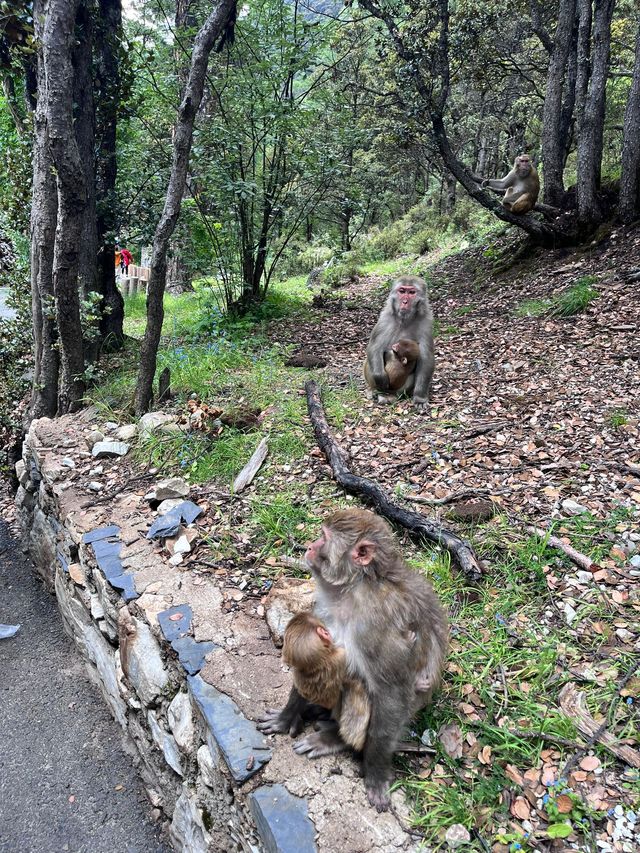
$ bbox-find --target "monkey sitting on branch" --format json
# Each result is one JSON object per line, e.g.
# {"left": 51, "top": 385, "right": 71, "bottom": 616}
{"left": 364, "top": 338, "right": 420, "bottom": 398}
{"left": 364, "top": 276, "right": 434, "bottom": 408}
{"left": 476, "top": 153, "right": 540, "bottom": 215}
{"left": 259, "top": 508, "right": 448, "bottom": 812}
{"left": 282, "top": 611, "right": 370, "bottom": 751}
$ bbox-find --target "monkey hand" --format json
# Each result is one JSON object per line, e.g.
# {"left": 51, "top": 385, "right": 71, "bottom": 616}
{"left": 366, "top": 779, "right": 392, "bottom": 812}
{"left": 293, "top": 729, "right": 346, "bottom": 758}
{"left": 257, "top": 707, "right": 305, "bottom": 737}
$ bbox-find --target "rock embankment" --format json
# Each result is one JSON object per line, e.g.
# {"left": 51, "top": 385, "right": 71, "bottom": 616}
{"left": 16, "top": 412, "right": 417, "bottom": 853}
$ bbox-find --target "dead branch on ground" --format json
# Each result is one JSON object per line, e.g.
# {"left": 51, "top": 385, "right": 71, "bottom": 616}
{"left": 305, "top": 380, "right": 484, "bottom": 582}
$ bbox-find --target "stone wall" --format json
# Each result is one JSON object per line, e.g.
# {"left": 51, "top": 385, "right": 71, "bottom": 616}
{"left": 15, "top": 414, "right": 418, "bottom": 853}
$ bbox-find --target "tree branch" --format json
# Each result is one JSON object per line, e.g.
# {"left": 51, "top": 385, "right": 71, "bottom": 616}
{"left": 305, "top": 380, "right": 484, "bottom": 582}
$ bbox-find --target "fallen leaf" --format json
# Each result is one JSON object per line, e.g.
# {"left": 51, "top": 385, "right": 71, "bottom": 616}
{"left": 555, "top": 794, "right": 573, "bottom": 814}
{"left": 168, "top": 613, "right": 183, "bottom": 622}
{"left": 478, "top": 745, "right": 492, "bottom": 765}
{"left": 579, "top": 755, "right": 601, "bottom": 772}
{"left": 438, "top": 722, "right": 463, "bottom": 759}
{"left": 511, "top": 796, "right": 531, "bottom": 820}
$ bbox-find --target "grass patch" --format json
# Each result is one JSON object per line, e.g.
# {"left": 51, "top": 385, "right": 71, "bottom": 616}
{"left": 548, "top": 276, "right": 598, "bottom": 317}
{"left": 516, "top": 276, "right": 599, "bottom": 320}
{"left": 609, "top": 409, "right": 629, "bottom": 429}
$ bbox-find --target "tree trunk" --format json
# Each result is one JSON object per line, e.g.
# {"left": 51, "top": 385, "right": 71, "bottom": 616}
{"left": 44, "top": 0, "right": 87, "bottom": 413}
{"left": 541, "top": 0, "right": 577, "bottom": 206}
{"left": 576, "top": 0, "right": 616, "bottom": 227}
{"left": 29, "top": 0, "right": 59, "bottom": 419}
{"left": 73, "top": 0, "right": 98, "bottom": 305}
{"left": 619, "top": 25, "right": 640, "bottom": 223}
{"left": 95, "top": 0, "right": 124, "bottom": 349}
{"left": 134, "top": 0, "right": 238, "bottom": 415}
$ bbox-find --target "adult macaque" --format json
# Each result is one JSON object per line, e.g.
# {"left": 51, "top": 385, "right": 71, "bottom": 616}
{"left": 282, "top": 611, "right": 370, "bottom": 751}
{"left": 364, "top": 338, "right": 420, "bottom": 396}
{"left": 480, "top": 154, "right": 540, "bottom": 215}
{"left": 259, "top": 509, "right": 448, "bottom": 811}
{"left": 365, "top": 276, "right": 434, "bottom": 407}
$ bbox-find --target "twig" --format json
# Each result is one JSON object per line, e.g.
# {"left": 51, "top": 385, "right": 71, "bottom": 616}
{"left": 510, "top": 729, "right": 584, "bottom": 750}
{"left": 405, "top": 488, "right": 499, "bottom": 506}
{"left": 232, "top": 437, "right": 269, "bottom": 493}
{"left": 305, "top": 380, "right": 484, "bottom": 581}
{"left": 80, "top": 471, "right": 155, "bottom": 508}
{"left": 559, "top": 661, "right": 640, "bottom": 777}
{"left": 526, "top": 525, "right": 598, "bottom": 572}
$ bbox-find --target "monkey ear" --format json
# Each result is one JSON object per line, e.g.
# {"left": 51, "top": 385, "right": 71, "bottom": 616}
{"left": 352, "top": 539, "right": 376, "bottom": 566}
{"left": 316, "top": 625, "right": 332, "bottom": 645}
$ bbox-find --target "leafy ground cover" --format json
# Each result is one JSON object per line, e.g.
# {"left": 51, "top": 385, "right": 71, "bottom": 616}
{"left": 88, "top": 226, "right": 640, "bottom": 851}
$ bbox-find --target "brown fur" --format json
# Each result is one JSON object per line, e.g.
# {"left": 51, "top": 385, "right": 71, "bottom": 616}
{"left": 481, "top": 153, "right": 540, "bottom": 215}
{"left": 260, "top": 508, "right": 448, "bottom": 812}
{"left": 283, "top": 612, "right": 371, "bottom": 751}
{"left": 364, "top": 338, "right": 420, "bottom": 394}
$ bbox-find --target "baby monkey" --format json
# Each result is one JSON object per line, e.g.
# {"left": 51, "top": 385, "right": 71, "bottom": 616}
{"left": 282, "top": 611, "right": 370, "bottom": 751}
{"left": 364, "top": 338, "right": 420, "bottom": 395}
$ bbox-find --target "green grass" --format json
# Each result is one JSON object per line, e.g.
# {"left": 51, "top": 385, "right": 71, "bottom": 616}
{"left": 548, "top": 276, "right": 598, "bottom": 317}
{"left": 516, "top": 276, "right": 599, "bottom": 320}
{"left": 609, "top": 409, "right": 629, "bottom": 429}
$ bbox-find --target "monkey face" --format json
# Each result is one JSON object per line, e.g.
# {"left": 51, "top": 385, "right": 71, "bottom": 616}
{"left": 515, "top": 154, "right": 532, "bottom": 176}
{"left": 393, "top": 283, "right": 419, "bottom": 314}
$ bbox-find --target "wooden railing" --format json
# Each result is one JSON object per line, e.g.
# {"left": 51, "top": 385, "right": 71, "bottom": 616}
{"left": 119, "top": 264, "right": 150, "bottom": 296}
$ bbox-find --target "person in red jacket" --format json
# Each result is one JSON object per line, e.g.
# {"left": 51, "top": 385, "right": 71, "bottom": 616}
{"left": 120, "top": 247, "right": 133, "bottom": 275}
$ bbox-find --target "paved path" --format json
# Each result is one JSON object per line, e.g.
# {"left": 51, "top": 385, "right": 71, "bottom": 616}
{"left": 0, "top": 288, "right": 17, "bottom": 320}
{"left": 0, "top": 520, "right": 170, "bottom": 853}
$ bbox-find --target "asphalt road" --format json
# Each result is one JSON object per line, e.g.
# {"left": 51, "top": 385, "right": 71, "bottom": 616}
{"left": 0, "top": 520, "right": 170, "bottom": 853}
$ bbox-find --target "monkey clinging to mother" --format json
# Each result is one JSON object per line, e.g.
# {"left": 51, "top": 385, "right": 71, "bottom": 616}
{"left": 364, "top": 275, "right": 435, "bottom": 407}
{"left": 258, "top": 508, "right": 448, "bottom": 812}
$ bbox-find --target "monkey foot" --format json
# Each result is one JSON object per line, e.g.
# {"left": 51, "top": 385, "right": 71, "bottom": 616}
{"left": 293, "top": 730, "right": 347, "bottom": 758}
{"left": 366, "top": 780, "right": 392, "bottom": 812}
{"left": 376, "top": 394, "right": 396, "bottom": 405}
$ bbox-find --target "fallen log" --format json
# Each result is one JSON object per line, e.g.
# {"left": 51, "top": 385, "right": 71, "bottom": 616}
{"left": 304, "top": 380, "right": 484, "bottom": 581}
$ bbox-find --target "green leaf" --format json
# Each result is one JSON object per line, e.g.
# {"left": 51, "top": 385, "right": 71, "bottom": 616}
{"left": 546, "top": 822, "right": 573, "bottom": 839}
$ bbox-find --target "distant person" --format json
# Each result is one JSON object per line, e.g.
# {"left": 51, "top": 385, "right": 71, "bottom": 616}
{"left": 121, "top": 248, "right": 133, "bottom": 275}
{"left": 114, "top": 245, "right": 122, "bottom": 272}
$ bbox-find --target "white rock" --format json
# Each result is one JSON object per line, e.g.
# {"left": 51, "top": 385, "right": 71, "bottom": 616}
{"left": 139, "top": 411, "right": 176, "bottom": 436}
{"left": 92, "top": 440, "right": 130, "bottom": 458}
{"left": 119, "top": 613, "right": 168, "bottom": 706}
{"left": 158, "top": 498, "right": 184, "bottom": 515}
{"left": 155, "top": 477, "right": 190, "bottom": 500}
{"left": 562, "top": 498, "right": 589, "bottom": 515}
{"left": 445, "top": 824, "right": 471, "bottom": 848}
{"left": 170, "top": 787, "right": 211, "bottom": 853}
{"left": 115, "top": 424, "right": 138, "bottom": 442}
{"left": 615, "top": 805, "right": 625, "bottom": 817}
{"left": 168, "top": 554, "right": 183, "bottom": 566}
{"left": 82, "top": 624, "right": 127, "bottom": 728}
{"left": 15, "top": 459, "right": 26, "bottom": 483}
{"left": 88, "top": 481, "right": 103, "bottom": 492}
{"left": 61, "top": 457, "right": 76, "bottom": 468}
{"left": 86, "top": 429, "right": 105, "bottom": 449}
{"left": 564, "top": 602, "right": 577, "bottom": 625}
{"left": 630, "top": 555, "right": 640, "bottom": 568}
{"left": 148, "top": 710, "right": 183, "bottom": 776}
{"left": 576, "top": 571, "right": 593, "bottom": 583}
{"left": 173, "top": 535, "right": 192, "bottom": 555}
{"left": 104, "top": 421, "right": 119, "bottom": 431}
{"left": 196, "top": 745, "right": 218, "bottom": 788}
{"left": 89, "top": 465, "right": 104, "bottom": 476}
{"left": 168, "top": 691, "right": 195, "bottom": 751}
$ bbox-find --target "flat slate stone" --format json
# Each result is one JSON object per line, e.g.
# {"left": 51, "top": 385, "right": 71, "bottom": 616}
{"left": 147, "top": 510, "right": 182, "bottom": 540}
{"left": 249, "top": 784, "right": 317, "bottom": 853}
{"left": 171, "top": 636, "right": 216, "bottom": 676}
{"left": 82, "top": 525, "right": 121, "bottom": 544}
{"left": 109, "top": 572, "right": 139, "bottom": 602}
{"left": 157, "top": 604, "right": 193, "bottom": 642}
{"left": 57, "top": 550, "right": 69, "bottom": 572}
{"left": 147, "top": 501, "right": 203, "bottom": 540}
{"left": 188, "top": 674, "right": 271, "bottom": 783}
